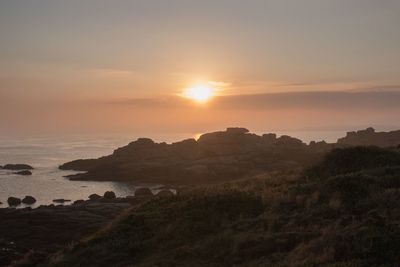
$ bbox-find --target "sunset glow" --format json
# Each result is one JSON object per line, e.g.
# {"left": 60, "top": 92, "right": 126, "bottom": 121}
{"left": 184, "top": 84, "right": 215, "bottom": 102}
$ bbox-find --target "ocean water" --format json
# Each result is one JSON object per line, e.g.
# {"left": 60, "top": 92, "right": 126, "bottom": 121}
{"left": 0, "top": 130, "right": 345, "bottom": 208}
{"left": 0, "top": 135, "right": 168, "bottom": 208}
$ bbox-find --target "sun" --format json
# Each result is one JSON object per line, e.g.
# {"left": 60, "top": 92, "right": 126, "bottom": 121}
{"left": 184, "top": 84, "right": 215, "bottom": 102}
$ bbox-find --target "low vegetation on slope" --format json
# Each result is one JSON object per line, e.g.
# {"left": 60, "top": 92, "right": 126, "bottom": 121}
{"left": 21, "top": 146, "right": 400, "bottom": 267}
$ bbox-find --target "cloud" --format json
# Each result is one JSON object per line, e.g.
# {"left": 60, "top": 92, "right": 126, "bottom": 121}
{"left": 105, "top": 90, "right": 400, "bottom": 111}
{"left": 213, "top": 91, "right": 400, "bottom": 110}
{"left": 207, "top": 80, "right": 231, "bottom": 87}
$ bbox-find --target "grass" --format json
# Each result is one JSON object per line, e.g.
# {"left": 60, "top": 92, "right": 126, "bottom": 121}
{"left": 18, "top": 146, "right": 400, "bottom": 267}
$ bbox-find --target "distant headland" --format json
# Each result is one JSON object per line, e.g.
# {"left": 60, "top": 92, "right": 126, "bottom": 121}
{"left": 60, "top": 127, "right": 400, "bottom": 184}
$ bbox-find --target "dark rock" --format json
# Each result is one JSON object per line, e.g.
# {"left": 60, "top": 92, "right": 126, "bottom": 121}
{"left": 73, "top": 199, "right": 85, "bottom": 205}
{"left": 14, "top": 170, "right": 32, "bottom": 176}
{"left": 338, "top": 128, "right": 400, "bottom": 147}
{"left": 53, "top": 199, "right": 71, "bottom": 204}
{"left": 59, "top": 159, "right": 99, "bottom": 171}
{"left": 8, "top": 197, "right": 21, "bottom": 206}
{"left": 88, "top": 194, "right": 102, "bottom": 201}
{"left": 3, "top": 164, "right": 34, "bottom": 170}
{"left": 58, "top": 127, "right": 400, "bottom": 185}
{"left": 22, "top": 196, "right": 36, "bottom": 205}
{"left": 198, "top": 127, "right": 250, "bottom": 145}
{"left": 156, "top": 190, "right": 174, "bottom": 197}
{"left": 103, "top": 191, "right": 116, "bottom": 199}
{"left": 276, "top": 135, "right": 305, "bottom": 147}
{"left": 113, "top": 138, "right": 157, "bottom": 157}
{"left": 135, "top": 188, "right": 153, "bottom": 197}
{"left": 226, "top": 127, "right": 249, "bottom": 134}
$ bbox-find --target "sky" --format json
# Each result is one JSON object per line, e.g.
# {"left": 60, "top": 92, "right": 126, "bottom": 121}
{"left": 1, "top": 0, "right": 400, "bottom": 137}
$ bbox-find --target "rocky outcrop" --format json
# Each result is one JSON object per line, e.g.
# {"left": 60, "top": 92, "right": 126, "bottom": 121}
{"left": 58, "top": 127, "right": 400, "bottom": 185}
{"left": 337, "top": 128, "right": 400, "bottom": 147}
{"left": 59, "top": 159, "right": 100, "bottom": 171}
{"left": 103, "top": 191, "right": 116, "bottom": 199}
{"left": 88, "top": 194, "right": 102, "bottom": 201}
{"left": 3, "top": 164, "right": 33, "bottom": 170}
{"left": 73, "top": 199, "right": 85, "bottom": 205}
{"left": 21, "top": 196, "right": 36, "bottom": 205}
{"left": 14, "top": 170, "right": 32, "bottom": 176}
{"left": 60, "top": 128, "right": 321, "bottom": 184}
{"left": 7, "top": 197, "right": 21, "bottom": 206}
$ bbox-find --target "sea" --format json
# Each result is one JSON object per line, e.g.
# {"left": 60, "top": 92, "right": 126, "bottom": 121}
{"left": 0, "top": 130, "right": 348, "bottom": 208}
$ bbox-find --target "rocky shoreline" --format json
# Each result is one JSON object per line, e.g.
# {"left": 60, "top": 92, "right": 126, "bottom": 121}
{"left": 0, "top": 189, "right": 173, "bottom": 266}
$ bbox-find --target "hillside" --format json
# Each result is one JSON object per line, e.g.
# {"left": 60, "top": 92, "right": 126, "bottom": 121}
{"left": 22, "top": 146, "right": 400, "bottom": 267}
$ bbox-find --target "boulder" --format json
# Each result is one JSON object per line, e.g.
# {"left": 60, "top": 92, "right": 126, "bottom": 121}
{"left": 103, "top": 191, "right": 116, "bottom": 199}
{"left": 275, "top": 135, "right": 305, "bottom": 147}
{"left": 135, "top": 187, "right": 153, "bottom": 197}
{"left": 89, "top": 194, "right": 102, "bottom": 201}
{"left": 73, "top": 199, "right": 85, "bottom": 205}
{"left": 21, "top": 196, "right": 36, "bottom": 205}
{"left": 53, "top": 199, "right": 71, "bottom": 204}
{"left": 7, "top": 197, "right": 21, "bottom": 206}
{"left": 198, "top": 128, "right": 249, "bottom": 145}
{"left": 226, "top": 127, "right": 249, "bottom": 135}
{"left": 3, "top": 164, "right": 34, "bottom": 170}
{"left": 156, "top": 190, "right": 174, "bottom": 197}
{"left": 14, "top": 170, "right": 32, "bottom": 176}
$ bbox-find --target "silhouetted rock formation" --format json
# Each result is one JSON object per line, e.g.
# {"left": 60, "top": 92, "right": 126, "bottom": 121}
{"left": 88, "top": 193, "right": 102, "bottom": 201}
{"left": 3, "top": 164, "right": 33, "bottom": 170}
{"left": 59, "top": 127, "right": 400, "bottom": 184}
{"left": 21, "top": 196, "right": 36, "bottom": 205}
{"left": 60, "top": 128, "right": 324, "bottom": 184}
{"left": 7, "top": 197, "right": 21, "bottom": 206}
{"left": 14, "top": 170, "right": 32, "bottom": 176}
{"left": 103, "top": 191, "right": 116, "bottom": 199}
{"left": 337, "top": 127, "right": 400, "bottom": 147}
